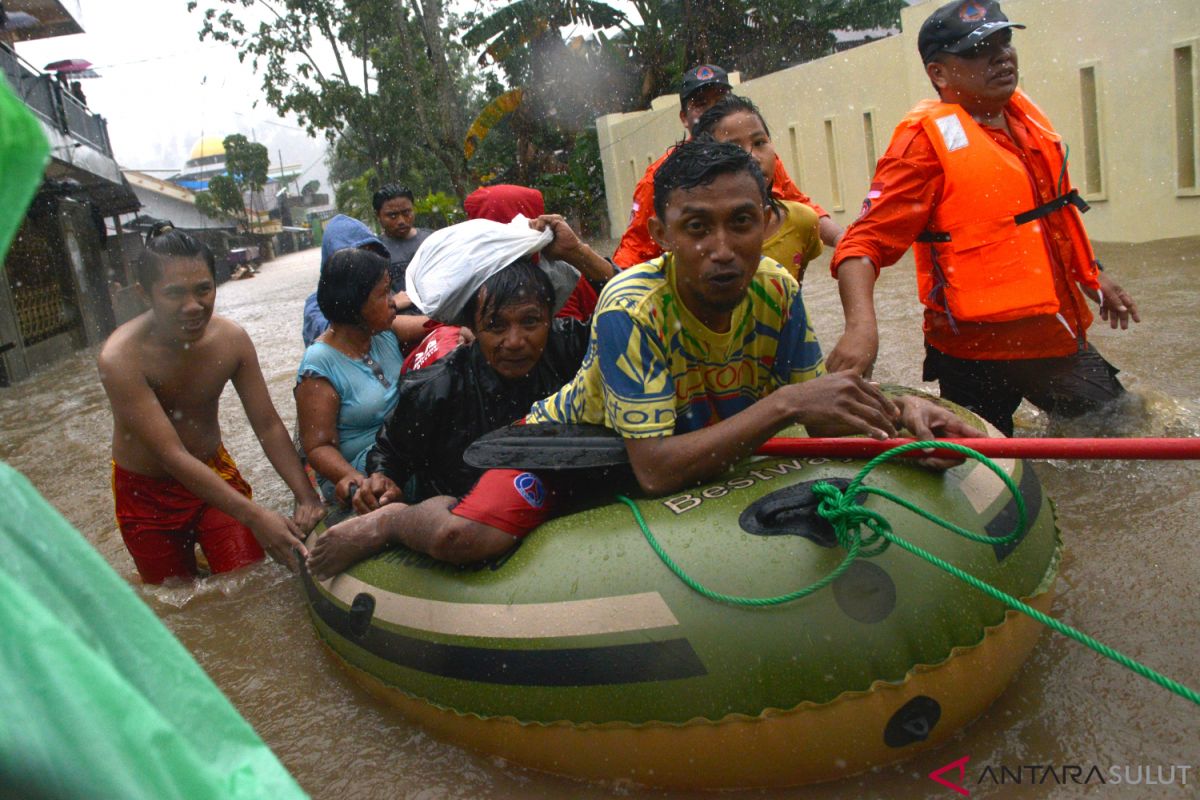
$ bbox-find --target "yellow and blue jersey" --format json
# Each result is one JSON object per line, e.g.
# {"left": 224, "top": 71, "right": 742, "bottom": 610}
{"left": 527, "top": 254, "right": 824, "bottom": 437}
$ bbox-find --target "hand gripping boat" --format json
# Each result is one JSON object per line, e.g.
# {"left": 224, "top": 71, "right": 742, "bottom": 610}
{"left": 300, "top": 402, "right": 1058, "bottom": 789}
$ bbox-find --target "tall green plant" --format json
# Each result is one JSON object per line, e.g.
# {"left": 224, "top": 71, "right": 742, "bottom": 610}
{"left": 195, "top": 174, "right": 246, "bottom": 229}
{"left": 333, "top": 169, "right": 377, "bottom": 225}
{"left": 539, "top": 129, "right": 606, "bottom": 235}
{"left": 414, "top": 191, "right": 465, "bottom": 228}
{"left": 194, "top": 134, "right": 271, "bottom": 231}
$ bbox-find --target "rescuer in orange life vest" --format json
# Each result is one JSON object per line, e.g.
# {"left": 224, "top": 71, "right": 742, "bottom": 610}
{"left": 827, "top": 0, "right": 1140, "bottom": 436}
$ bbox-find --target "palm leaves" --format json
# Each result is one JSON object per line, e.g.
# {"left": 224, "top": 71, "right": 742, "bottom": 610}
{"left": 463, "top": 0, "right": 626, "bottom": 66}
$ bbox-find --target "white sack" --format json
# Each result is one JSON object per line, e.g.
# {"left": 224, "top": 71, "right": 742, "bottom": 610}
{"left": 406, "top": 215, "right": 579, "bottom": 323}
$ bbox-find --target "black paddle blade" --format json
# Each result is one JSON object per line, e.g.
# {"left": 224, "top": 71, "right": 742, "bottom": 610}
{"left": 464, "top": 423, "right": 629, "bottom": 470}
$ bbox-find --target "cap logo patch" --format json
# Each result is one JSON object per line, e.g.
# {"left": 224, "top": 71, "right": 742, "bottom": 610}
{"left": 695, "top": 66, "right": 715, "bottom": 80}
{"left": 513, "top": 472, "right": 546, "bottom": 509}
{"left": 959, "top": 1, "right": 987, "bottom": 22}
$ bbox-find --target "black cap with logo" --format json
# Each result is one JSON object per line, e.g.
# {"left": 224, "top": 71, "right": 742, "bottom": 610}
{"left": 679, "top": 64, "right": 731, "bottom": 107}
{"left": 918, "top": 0, "right": 1025, "bottom": 64}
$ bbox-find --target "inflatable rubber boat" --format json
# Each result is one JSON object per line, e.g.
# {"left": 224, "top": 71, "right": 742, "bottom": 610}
{"left": 300, "top": 406, "right": 1058, "bottom": 789}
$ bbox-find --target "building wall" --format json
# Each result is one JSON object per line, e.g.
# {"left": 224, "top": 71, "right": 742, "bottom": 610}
{"left": 128, "top": 183, "right": 226, "bottom": 231}
{"left": 0, "top": 196, "right": 110, "bottom": 384}
{"left": 597, "top": 0, "right": 1200, "bottom": 244}
{"left": 57, "top": 198, "right": 115, "bottom": 347}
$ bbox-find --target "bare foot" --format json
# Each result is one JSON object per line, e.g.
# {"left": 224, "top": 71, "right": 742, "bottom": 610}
{"left": 308, "top": 503, "right": 408, "bottom": 580}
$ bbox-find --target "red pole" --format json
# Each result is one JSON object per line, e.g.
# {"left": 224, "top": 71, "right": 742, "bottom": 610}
{"left": 754, "top": 438, "right": 1200, "bottom": 460}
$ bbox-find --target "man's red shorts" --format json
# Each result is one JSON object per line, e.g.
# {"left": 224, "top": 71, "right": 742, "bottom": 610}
{"left": 111, "top": 445, "right": 264, "bottom": 583}
{"left": 451, "top": 469, "right": 556, "bottom": 538}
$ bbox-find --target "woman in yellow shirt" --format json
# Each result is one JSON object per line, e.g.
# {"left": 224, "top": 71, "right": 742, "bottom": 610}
{"left": 693, "top": 95, "right": 822, "bottom": 285}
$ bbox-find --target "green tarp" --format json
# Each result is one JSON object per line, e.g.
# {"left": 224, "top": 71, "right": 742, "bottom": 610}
{"left": 0, "top": 74, "right": 48, "bottom": 263}
{"left": 0, "top": 462, "right": 307, "bottom": 800}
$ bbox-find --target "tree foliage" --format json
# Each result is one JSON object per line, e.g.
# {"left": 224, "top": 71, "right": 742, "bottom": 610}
{"left": 194, "top": 179, "right": 238, "bottom": 226}
{"left": 332, "top": 167, "right": 377, "bottom": 226}
{"left": 223, "top": 133, "right": 270, "bottom": 194}
{"left": 189, "top": 0, "right": 479, "bottom": 198}
{"left": 414, "top": 191, "right": 466, "bottom": 228}
{"left": 467, "top": 0, "right": 904, "bottom": 116}
{"left": 196, "top": 0, "right": 905, "bottom": 233}
{"left": 687, "top": 0, "right": 905, "bottom": 78}
{"left": 539, "top": 129, "right": 607, "bottom": 236}
{"left": 457, "top": 0, "right": 904, "bottom": 232}
{"left": 601, "top": 0, "right": 905, "bottom": 106}
{"left": 464, "top": 0, "right": 624, "bottom": 80}
{"left": 194, "top": 134, "right": 270, "bottom": 230}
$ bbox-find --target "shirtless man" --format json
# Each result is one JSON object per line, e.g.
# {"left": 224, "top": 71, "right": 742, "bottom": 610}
{"left": 99, "top": 226, "right": 324, "bottom": 583}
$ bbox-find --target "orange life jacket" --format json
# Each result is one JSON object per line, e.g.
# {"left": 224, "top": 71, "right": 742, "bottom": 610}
{"left": 897, "top": 89, "right": 1099, "bottom": 324}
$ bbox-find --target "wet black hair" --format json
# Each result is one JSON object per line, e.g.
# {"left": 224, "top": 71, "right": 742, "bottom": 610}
{"left": 459, "top": 257, "right": 555, "bottom": 329}
{"left": 692, "top": 94, "right": 771, "bottom": 140}
{"left": 692, "top": 96, "right": 781, "bottom": 218}
{"left": 652, "top": 137, "right": 768, "bottom": 221}
{"left": 372, "top": 184, "right": 416, "bottom": 214}
{"left": 136, "top": 223, "right": 216, "bottom": 288}
{"left": 317, "top": 248, "right": 390, "bottom": 325}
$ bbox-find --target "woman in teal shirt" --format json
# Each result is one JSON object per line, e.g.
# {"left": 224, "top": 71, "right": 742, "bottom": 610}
{"left": 296, "top": 249, "right": 405, "bottom": 504}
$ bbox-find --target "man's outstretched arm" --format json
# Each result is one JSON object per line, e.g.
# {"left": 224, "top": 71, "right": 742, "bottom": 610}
{"left": 623, "top": 372, "right": 987, "bottom": 496}
{"left": 231, "top": 326, "right": 325, "bottom": 534}
{"left": 533, "top": 215, "right": 617, "bottom": 283}
{"left": 826, "top": 256, "right": 880, "bottom": 376}
{"left": 624, "top": 372, "right": 902, "bottom": 496}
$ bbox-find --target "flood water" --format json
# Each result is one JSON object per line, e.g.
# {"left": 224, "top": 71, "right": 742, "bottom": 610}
{"left": 2, "top": 239, "right": 1198, "bottom": 799}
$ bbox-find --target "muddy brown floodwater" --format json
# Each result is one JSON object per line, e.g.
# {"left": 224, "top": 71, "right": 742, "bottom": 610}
{"left": 2, "top": 240, "right": 1198, "bottom": 799}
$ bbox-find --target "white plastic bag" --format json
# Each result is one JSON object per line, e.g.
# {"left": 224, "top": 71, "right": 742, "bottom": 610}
{"left": 406, "top": 215, "right": 579, "bottom": 323}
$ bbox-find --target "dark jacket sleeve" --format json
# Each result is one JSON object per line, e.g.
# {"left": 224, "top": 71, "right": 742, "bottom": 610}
{"left": 365, "top": 394, "right": 417, "bottom": 487}
{"left": 365, "top": 363, "right": 450, "bottom": 486}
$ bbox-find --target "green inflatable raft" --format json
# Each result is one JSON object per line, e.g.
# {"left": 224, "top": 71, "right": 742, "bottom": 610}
{"left": 301, "top": 408, "right": 1059, "bottom": 789}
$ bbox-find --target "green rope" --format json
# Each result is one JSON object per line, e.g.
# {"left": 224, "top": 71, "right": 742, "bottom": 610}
{"left": 618, "top": 440, "right": 1200, "bottom": 707}
{"left": 617, "top": 495, "right": 862, "bottom": 606}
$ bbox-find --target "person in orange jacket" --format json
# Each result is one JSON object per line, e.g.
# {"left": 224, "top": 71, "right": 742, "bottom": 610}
{"left": 612, "top": 64, "right": 842, "bottom": 269}
{"left": 828, "top": 0, "right": 1139, "bottom": 436}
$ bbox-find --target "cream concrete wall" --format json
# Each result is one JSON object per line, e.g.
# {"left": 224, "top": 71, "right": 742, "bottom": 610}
{"left": 597, "top": 0, "right": 1200, "bottom": 243}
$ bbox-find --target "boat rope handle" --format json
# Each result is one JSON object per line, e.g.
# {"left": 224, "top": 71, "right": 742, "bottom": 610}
{"left": 617, "top": 440, "right": 1200, "bottom": 707}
